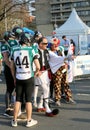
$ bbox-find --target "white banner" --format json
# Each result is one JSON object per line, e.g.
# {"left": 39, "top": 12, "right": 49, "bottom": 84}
{"left": 79, "top": 35, "right": 88, "bottom": 55}
{"left": 73, "top": 55, "right": 90, "bottom": 76}
{"left": 67, "top": 61, "right": 74, "bottom": 83}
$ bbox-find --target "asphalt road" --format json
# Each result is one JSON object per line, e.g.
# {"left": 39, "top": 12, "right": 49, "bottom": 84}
{"left": 0, "top": 74, "right": 90, "bottom": 130}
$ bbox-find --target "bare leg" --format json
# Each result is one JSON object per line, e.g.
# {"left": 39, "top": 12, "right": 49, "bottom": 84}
{"left": 26, "top": 102, "right": 32, "bottom": 121}
{"left": 13, "top": 101, "right": 21, "bottom": 121}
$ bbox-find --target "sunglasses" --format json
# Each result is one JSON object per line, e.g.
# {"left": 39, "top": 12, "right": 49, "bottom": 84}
{"left": 42, "top": 42, "right": 48, "bottom": 45}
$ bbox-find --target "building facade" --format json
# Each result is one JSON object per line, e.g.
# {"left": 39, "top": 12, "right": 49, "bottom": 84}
{"left": 35, "top": 0, "right": 90, "bottom": 35}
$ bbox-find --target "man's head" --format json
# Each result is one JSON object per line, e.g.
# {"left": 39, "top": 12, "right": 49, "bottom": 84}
{"left": 12, "top": 26, "right": 23, "bottom": 39}
{"left": 3, "top": 31, "right": 15, "bottom": 41}
{"left": 62, "top": 35, "right": 66, "bottom": 40}
{"left": 33, "top": 31, "right": 42, "bottom": 42}
{"left": 48, "top": 37, "right": 60, "bottom": 51}
{"left": 38, "top": 37, "right": 48, "bottom": 50}
{"left": 19, "top": 32, "right": 31, "bottom": 46}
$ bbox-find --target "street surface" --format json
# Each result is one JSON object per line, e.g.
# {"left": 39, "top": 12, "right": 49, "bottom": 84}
{"left": 0, "top": 74, "right": 90, "bottom": 130}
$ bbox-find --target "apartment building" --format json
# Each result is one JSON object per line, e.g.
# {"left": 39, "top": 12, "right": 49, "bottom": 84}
{"left": 35, "top": 0, "right": 90, "bottom": 35}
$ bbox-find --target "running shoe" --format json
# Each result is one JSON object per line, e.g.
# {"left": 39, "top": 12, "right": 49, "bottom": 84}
{"left": 26, "top": 119, "right": 38, "bottom": 127}
{"left": 11, "top": 119, "right": 17, "bottom": 127}
{"left": 4, "top": 109, "right": 14, "bottom": 117}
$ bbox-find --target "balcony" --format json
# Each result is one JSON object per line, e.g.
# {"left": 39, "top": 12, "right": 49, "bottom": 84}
{"left": 50, "top": 0, "right": 86, "bottom": 4}
{"left": 51, "top": 14, "right": 69, "bottom": 22}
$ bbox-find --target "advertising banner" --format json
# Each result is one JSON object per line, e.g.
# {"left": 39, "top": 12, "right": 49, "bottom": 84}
{"left": 79, "top": 35, "right": 88, "bottom": 55}
{"left": 73, "top": 55, "right": 90, "bottom": 76}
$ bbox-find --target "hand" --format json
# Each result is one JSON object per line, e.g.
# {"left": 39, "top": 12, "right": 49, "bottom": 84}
{"left": 34, "top": 70, "right": 42, "bottom": 77}
{"left": 71, "top": 55, "right": 76, "bottom": 60}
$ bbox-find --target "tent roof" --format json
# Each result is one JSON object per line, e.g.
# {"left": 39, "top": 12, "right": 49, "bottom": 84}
{"left": 55, "top": 8, "right": 90, "bottom": 35}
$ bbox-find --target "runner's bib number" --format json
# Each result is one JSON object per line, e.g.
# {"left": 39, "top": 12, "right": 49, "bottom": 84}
{"left": 14, "top": 50, "right": 31, "bottom": 80}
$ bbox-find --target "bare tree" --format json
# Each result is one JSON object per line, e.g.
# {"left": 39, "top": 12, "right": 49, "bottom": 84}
{"left": 0, "top": 0, "right": 32, "bottom": 21}
{"left": 0, "top": 0, "right": 35, "bottom": 38}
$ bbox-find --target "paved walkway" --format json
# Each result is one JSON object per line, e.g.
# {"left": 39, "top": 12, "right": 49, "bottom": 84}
{"left": 0, "top": 74, "right": 90, "bottom": 130}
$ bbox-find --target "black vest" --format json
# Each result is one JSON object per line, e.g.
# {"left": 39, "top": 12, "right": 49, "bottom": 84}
{"left": 38, "top": 49, "right": 50, "bottom": 70}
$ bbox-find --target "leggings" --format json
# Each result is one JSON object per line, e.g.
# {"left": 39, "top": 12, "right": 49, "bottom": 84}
{"left": 4, "top": 65, "right": 15, "bottom": 108}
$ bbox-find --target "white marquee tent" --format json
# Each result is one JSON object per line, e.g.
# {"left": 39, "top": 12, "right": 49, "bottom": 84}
{"left": 54, "top": 8, "right": 90, "bottom": 36}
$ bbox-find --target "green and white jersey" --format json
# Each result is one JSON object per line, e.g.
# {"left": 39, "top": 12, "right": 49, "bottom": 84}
{"left": 8, "top": 39, "right": 20, "bottom": 51}
{"left": 32, "top": 43, "right": 39, "bottom": 54}
{"left": 8, "top": 39, "right": 20, "bottom": 48}
{"left": 8, "top": 39, "right": 20, "bottom": 59}
{"left": 0, "top": 43, "right": 10, "bottom": 66}
{"left": 1, "top": 43, "right": 10, "bottom": 55}
{"left": 11, "top": 46, "right": 37, "bottom": 80}
{"left": 0, "top": 52, "right": 2, "bottom": 60}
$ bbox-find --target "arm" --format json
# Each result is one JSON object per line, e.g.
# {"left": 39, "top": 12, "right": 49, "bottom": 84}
{"left": 33, "top": 58, "right": 40, "bottom": 77}
{"left": 2, "top": 52, "right": 11, "bottom": 68}
{"left": 10, "top": 60, "right": 16, "bottom": 85}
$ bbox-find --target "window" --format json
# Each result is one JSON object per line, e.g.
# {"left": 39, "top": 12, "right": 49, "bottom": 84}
{"left": 86, "top": 2, "right": 90, "bottom": 6}
{"left": 87, "top": 22, "right": 90, "bottom": 27}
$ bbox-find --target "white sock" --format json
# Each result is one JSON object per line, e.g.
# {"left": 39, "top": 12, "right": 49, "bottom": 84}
{"left": 33, "top": 86, "right": 39, "bottom": 103}
{"left": 44, "top": 99, "right": 52, "bottom": 113}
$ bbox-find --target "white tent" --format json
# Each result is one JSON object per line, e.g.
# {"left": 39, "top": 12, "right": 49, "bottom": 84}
{"left": 54, "top": 8, "right": 90, "bottom": 36}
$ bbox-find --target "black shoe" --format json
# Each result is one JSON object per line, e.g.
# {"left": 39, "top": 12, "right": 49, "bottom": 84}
{"left": 46, "top": 109, "right": 59, "bottom": 117}
{"left": 4, "top": 109, "right": 14, "bottom": 117}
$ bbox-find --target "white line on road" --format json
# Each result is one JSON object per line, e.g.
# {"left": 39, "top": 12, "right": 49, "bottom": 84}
{"left": 76, "top": 93, "right": 90, "bottom": 96}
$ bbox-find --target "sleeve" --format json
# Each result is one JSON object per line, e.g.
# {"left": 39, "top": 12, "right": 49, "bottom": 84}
{"left": 0, "top": 52, "right": 2, "bottom": 59}
{"left": 1, "top": 44, "right": 10, "bottom": 56}
{"left": 32, "top": 48, "right": 40, "bottom": 60}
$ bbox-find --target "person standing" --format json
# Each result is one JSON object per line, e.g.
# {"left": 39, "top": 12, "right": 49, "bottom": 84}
{"left": 70, "top": 39, "right": 76, "bottom": 55}
{"left": 1, "top": 32, "right": 15, "bottom": 117}
{"left": 32, "top": 31, "right": 43, "bottom": 108}
{"left": 48, "top": 37, "right": 76, "bottom": 105}
{"left": 61, "top": 35, "right": 70, "bottom": 56}
{"left": 10, "top": 32, "right": 40, "bottom": 127}
{"left": 35, "top": 37, "right": 59, "bottom": 117}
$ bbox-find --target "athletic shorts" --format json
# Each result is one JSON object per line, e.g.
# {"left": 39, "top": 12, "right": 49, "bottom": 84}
{"left": 16, "top": 77, "right": 34, "bottom": 102}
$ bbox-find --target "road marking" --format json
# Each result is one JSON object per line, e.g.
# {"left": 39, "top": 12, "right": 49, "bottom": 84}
{"left": 77, "top": 93, "right": 90, "bottom": 96}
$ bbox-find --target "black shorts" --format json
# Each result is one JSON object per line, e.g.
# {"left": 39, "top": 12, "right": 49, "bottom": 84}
{"left": 16, "top": 77, "right": 34, "bottom": 102}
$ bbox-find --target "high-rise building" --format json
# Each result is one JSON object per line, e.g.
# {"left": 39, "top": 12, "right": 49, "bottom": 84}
{"left": 35, "top": 0, "right": 90, "bottom": 35}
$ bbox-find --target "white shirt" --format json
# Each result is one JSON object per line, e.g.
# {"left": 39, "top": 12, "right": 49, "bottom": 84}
{"left": 49, "top": 50, "right": 65, "bottom": 74}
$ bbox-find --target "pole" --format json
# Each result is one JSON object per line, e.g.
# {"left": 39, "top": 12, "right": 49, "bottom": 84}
{"left": 54, "top": 16, "right": 58, "bottom": 30}
{"left": 4, "top": 7, "right": 7, "bottom": 31}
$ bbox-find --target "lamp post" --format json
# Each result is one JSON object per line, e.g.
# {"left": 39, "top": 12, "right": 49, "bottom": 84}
{"left": 54, "top": 15, "right": 58, "bottom": 30}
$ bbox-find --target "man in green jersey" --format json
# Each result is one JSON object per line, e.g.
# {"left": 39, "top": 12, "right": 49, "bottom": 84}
{"left": 1, "top": 32, "right": 15, "bottom": 117}
{"left": 10, "top": 32, "right": 40, "bottom": 127}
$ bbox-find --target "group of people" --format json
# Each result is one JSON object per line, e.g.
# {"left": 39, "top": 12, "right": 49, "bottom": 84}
{"left": 0, "top": 26, "right": 76, "bottom": 127}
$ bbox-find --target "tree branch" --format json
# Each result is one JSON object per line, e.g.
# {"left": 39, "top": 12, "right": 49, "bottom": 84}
{"left": 0, "top": 0, "right": 31, "bottom": 21}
